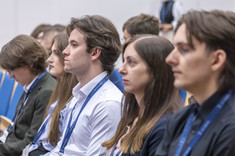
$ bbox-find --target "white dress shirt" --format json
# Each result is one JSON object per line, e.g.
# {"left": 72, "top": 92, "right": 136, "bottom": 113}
{"left": 170, "top": 1, "right": 184, "bottom": 29}
{"left": 47, "top": 71, "right": 122, "bottom": 156}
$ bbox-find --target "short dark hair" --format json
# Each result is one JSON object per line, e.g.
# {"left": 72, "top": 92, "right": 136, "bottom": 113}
{"left": 0, "top": 34, "right": 48, "bottom": 74}
{"left": 123, "top": 13, "right": 160, "bottom": 36}
{"left": 66, "top": 15, "right": 121, "bottom": 75}
{"left": 176, "top": 10, "right": 235, "bottom": 92}
{"left": 30, "top": 24, "right": 51, "bottom": 39}
{"left": 43, "top": 24, "right": 66, "bottom": 38}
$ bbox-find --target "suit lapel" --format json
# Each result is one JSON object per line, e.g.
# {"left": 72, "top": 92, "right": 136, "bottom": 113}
{"left": 13, "top": 73, "right": 47, "bottom": 124}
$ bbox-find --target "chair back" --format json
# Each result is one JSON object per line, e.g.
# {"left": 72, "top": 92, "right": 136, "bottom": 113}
{"left": 110, "top": 69, "right": 124, "bottom": 92}
{"left": 0, "top": 73, "right": 15, "bottom": 116}
{"left": 6, "top": 83, "right": 24, "bottom": 120}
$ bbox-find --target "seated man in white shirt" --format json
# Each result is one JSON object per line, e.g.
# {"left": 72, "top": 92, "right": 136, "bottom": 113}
{"left": 47, "top": 15, "right": 123, "bottom": 156}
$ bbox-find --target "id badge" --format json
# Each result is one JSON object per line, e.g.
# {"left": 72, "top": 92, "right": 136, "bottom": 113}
{"left": 0, "top": 129, "right": 8, "bottom": 143}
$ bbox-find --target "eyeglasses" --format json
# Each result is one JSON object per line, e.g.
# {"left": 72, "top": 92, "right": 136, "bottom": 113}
{"left": 121, "top": 35, "right": 133, "bottom": 43}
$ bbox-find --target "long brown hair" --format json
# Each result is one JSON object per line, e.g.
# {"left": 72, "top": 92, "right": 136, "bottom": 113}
{"left": 44, "top": 33, "right": 78, "bottom": 146}
{"left": 102, "top": 35, "right": 182, "bottom": 154}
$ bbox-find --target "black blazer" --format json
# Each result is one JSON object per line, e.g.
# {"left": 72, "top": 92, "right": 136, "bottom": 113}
{"left": 122, "top": 113, "right": 172, "bottom": 156}
{"left": 0, "top": 72, "right": 56, "bottom": 156}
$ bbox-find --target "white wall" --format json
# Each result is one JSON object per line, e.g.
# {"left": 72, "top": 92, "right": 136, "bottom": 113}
{"left": 0, "top": 0, "right": 234, "bottom": 59}
{"left": 0, "top": 0, "right": 154, "bottom": 48}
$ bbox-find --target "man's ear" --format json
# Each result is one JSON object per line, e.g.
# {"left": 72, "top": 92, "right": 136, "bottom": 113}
{"left": 90, "top": 47, "right": 102, "bottom": 61}
{"left": 210, "top": 49, "right": 226, "bottom": 72}
{"left": 28, "top": 64, "right": 33, "bottom": 69}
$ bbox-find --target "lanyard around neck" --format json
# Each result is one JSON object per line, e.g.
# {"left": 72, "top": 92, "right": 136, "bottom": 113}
{"left": 14, "top": 71, "right": 47, "bottom": 118}
{"left": 8, "top": 71, "right": 47, "bottom": 132}
{"left": 110, "top": 144, "right": 121, "bottom": 156}
{"left": 24, "top": 71, "right": 47, "bottom": 103}
{"left": 174, "top": 90, "right": 232, "bottom": 156}
{"left": 32, "top": 117, "right": 49, "bottom": 144}
{"left": 59, "top": 75, "right": 109, "bottom": 154}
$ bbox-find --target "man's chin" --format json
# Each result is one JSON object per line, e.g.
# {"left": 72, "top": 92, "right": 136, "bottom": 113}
{"left": 64, "top": 68, "right": 72, "bottom": 74}
{"left": 174, "top": 81, "right": 185, "bottom": 90}
{"left": 18, "top": 82, "right": 24, "bottom": 86}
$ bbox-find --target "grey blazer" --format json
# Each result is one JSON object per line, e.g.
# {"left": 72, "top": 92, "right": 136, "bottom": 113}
{"left": 0, "top": 72, "right": 56, "bottom": 156}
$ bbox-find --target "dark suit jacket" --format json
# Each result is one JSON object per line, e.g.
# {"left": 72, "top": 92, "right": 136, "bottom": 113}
{"left": 122, "top": 113, "right": 172, "bottom": 156}
{"left": 0, "top": 72, "right": 56, "bottom": 156}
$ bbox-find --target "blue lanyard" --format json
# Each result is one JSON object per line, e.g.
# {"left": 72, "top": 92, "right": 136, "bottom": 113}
{"left": 59, "top": 75, "right": 108, "bottom": 154}
{"left": 8, "top": 71, "right": 47, "bottom": 131}
{"left": 32, "top": 118, "right": 49, "bottom": 144}
{"left": 160, "top": 0, "right": 174, "bottom": 23}
{"left": 110, "top": 144, "right": 121, "bottom": 156}
{"left": 17, "top": 71, "right": 47, "bottom": 113}
{"left": 174, "top": 90, "right": 232, "bottom": 156}
{"left": 23, "top": 71, "right": 47, "bottom": 104}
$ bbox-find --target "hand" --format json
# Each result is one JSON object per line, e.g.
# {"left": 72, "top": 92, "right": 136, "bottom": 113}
{"left": 160, "top": 24, "right": 173, "bottom": 33}
{"left": 0, "top": 128, "right": 3, "bottom": 137}
{"left": 0, "top": 128, "right": 9, "bottom": 143}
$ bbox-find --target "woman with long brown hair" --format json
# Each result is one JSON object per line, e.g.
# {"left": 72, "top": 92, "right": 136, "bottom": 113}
{"left": 23, "top": 33, "right": 78, "bottom": 156}
{"left": 102, "top": 35, "right": 182, "bottom": 156}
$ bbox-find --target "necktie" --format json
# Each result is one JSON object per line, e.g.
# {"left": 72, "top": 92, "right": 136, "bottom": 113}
{"left": 13, "top": 91, "right": 27, "bottom": 122}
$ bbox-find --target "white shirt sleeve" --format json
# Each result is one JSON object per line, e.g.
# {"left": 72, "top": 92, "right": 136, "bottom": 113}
{"left": 86, "top": 100, "right": 121, "bottom": 156}
{"left": 172, "top": 1, "right": 184, "bottom": 29}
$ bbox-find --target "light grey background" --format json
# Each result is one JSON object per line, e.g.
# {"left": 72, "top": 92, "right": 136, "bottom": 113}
{"left": 0, "top": 0, "right": 234, "bottom": 67}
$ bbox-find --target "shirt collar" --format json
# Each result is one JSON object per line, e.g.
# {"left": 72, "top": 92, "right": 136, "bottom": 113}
{"left": 72, "top": 71, "right": 108, "bottom": 98}
{"left": 196, "top": 90, "right": 224, "bottom": 120}
{"left": 23, "top": 74, "right": 39, "bottom": 93}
